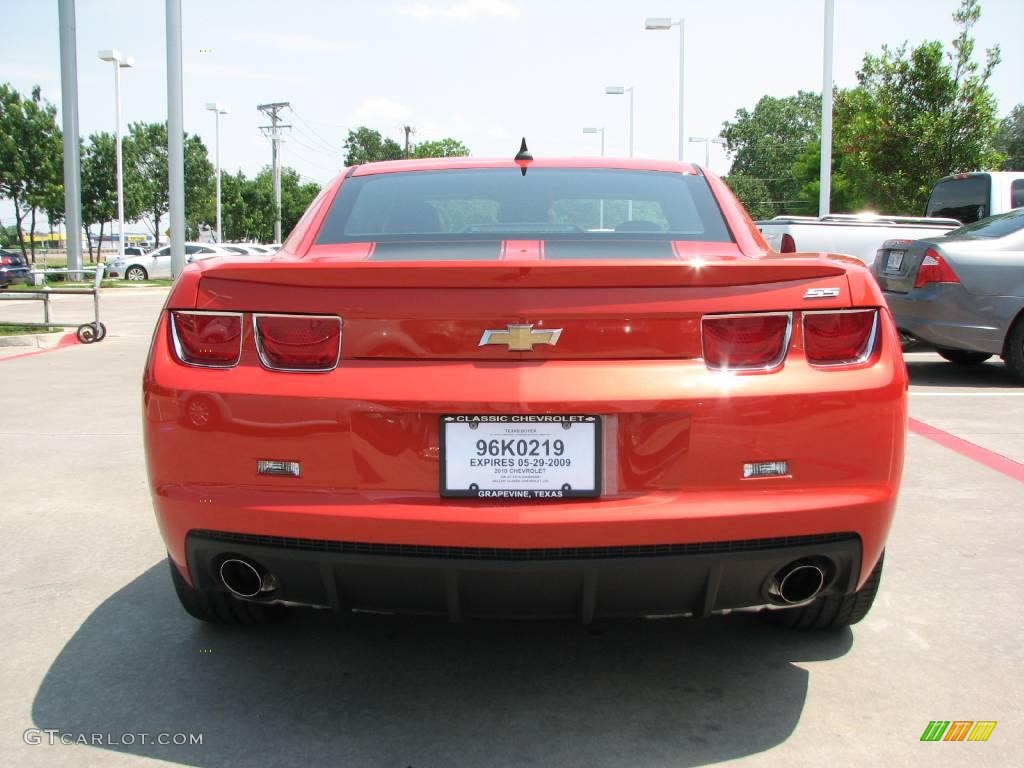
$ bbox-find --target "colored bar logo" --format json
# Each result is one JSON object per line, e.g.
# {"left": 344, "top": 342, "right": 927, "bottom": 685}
{"left": 921, "top": 721, "right": 997, "bottom": 742}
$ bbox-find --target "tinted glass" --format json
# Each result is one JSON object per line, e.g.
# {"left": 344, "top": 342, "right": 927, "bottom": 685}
{"left": 152, "top": 246, "right": 170, "bottom": 258}
{"left": 949, "top": 207, "right": 1024, "bottom": 239}
{"left": 316, "top": 169, "right": 733, "bottom": 254}
{"left": 1011, "top": 179, "right": 1024, "bottom": 209}
{"left": 925, "top": 175, "right": 990, "bottom": 223}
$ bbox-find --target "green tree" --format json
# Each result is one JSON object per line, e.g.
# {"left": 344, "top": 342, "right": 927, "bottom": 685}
{"left": 343, "top": 127, "right": 404, "bottom": 166}
{"left": 994, "top": 104, "right": 1023, "bottom": 170}
{"left": 826, "top": 0, "right": 1002, "bottom": 214}
{"left": 80, "top": 132, "right": 117, "bottom": 262}
{"left": 722, "top": 175, "right": 776, "bottom": 221}
{"left": 412, "top": 138, "right": 471, "bottom": 158}
{"left": 124, "top": 121, "right": 214, "bottom": 246}
{"left": 0, "top": 83, "right": 64, "bottom": 262}
{"left": 720, "top": 91, "right": 821, "bottom": 215}
{"left": 218, "top": 167, "right": 320, "bottom": 243}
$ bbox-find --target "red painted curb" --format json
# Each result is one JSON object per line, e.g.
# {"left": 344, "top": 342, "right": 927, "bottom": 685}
{"left": 909, "top": 417, "right": 1024, "bottom": 484}
{"left": 0, "top": 331, "right": 79, "bottom": 361}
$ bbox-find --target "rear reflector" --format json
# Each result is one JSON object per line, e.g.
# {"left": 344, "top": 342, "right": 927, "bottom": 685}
{"left": 170, "top": 311, "right": 243, "bottom": 367}
{"left": 702, "top": 313, "right": 792, "bottom": 371}
{"left": 780, "top": 233, "right": 796, "bottom": 253}
{"left": 803, "top": 309, "right": 878, "bottom": 366}
{"left": 254, "top": 314, "right": 342, "bottom": 372}
{"left": 914, "top": 248, "right": 960, "bottom": 288}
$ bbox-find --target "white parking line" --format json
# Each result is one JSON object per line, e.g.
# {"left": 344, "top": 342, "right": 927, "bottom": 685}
{"left": 910, "top": 392, "right": 1024, "bottom": 396}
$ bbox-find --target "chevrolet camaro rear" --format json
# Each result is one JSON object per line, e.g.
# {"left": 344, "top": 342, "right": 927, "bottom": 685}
{"left": 144, "top": 158, "right": 907, "bottom": 629}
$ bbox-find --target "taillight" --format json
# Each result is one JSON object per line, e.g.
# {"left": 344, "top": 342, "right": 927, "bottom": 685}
{"left": 254, "top": 314, "right": 342, "bottom": 372}
{"left": 170, "top": 311, "right": 243, "bottom": 367}
{"left": 780, "top": 233, "right": 796, "bottom": 253}
{"left": 803, "top": 309, "right": 878, "bottom": 366}
{"left": 702, "top": 313, "right": 792, "bottom": 371}
{"left": 0, "top": 255, "right": 11, "bottom": 265}
{"left": 914, "top": 248, "right": 960, "bottom": 288}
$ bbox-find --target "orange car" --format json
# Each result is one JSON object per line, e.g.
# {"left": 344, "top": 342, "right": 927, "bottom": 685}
{"left": 144, "top": 156, "right": 906, "bottom": 628}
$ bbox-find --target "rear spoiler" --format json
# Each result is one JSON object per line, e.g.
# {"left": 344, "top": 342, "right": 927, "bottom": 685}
{"left": 758, "top": 214, "right": 962, "bottom": 227}
{"left": 191, "top": 257, "right": 848, "bottom": 290}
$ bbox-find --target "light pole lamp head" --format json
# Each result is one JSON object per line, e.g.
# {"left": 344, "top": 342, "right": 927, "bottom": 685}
{"left": 605, "top": 86, "right": 625, "bottom": 95}
{"left": 644, "top": 17, "right": 674, "bottom": 30}
{"left": 711, "top": 137, "right": 728, "bottom": 146}
{"left": 582, "top": 127, "right": 602, "bottom": 134}
{"left": 97, "top": 49, "right": 124, "bottom": 63}
{"left": 206, "top": 103, "right": 230, "bottom": 115}
{"left": 688, "top": 136, "right": 706, "bottom": 143}
{"left": 119, "top": 56, "right": 135, "bottom": 69}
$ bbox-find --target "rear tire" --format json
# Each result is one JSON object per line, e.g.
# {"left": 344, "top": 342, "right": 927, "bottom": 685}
{"left": 936, "top": 348, "right": 991, "bottom": 366}
{"left": 167, "top": 557, "right": 287, "bottom": 625}
{"left": 764, "top": 551, "right": 884, "bottom": 630}
{"left": 1004, "top": 321, "right": 1024, "bottom": 382}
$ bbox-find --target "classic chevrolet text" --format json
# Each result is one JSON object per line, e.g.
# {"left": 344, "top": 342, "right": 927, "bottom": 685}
{"left": 144, "top": 155, "right": 907, "bottom": 629}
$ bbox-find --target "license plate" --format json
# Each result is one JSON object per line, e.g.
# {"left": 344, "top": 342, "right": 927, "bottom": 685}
{"left": 885, "top": 250, "right": 905, "bottom": 272}
{"left": 440, "top": 415, "right": 600, "bottom": 499}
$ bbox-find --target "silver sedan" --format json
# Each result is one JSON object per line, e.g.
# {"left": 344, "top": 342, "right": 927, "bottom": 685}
{"left": 874, "top": 208, "right": 1024, "bottom": 381}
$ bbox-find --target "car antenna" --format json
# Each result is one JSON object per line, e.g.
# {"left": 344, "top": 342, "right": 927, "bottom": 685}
{"left": 514, "top": 137, "right": 533, "bottom": 176}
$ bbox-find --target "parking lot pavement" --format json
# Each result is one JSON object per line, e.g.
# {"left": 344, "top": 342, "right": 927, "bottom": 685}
{"left": 2, "top": 288, "right": 1022, "bottom": 767}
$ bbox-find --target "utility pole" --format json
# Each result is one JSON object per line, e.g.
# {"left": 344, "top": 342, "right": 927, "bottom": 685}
{"left": 403, "top": 125, "right": 415, "bottom": 158}
{"left": 258, "top": 102, "right": 291, "bottom": 243}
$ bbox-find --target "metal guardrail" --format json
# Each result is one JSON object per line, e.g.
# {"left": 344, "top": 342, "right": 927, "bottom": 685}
{"left": 0, "top": 265, "right": 107, "bottom": 343}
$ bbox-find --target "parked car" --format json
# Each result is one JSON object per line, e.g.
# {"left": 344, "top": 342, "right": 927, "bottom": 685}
{"left": 0, "top": 248, "right": 32, "bottom": 288}
{"left": 106, "top": 243, "right": 241, "bottom": 280}
{"left": 874, "top": 207, "right": 1024, "bottom": 379}
{"left": 124, "top": 246, "right": 147, "bottom": 257}
{"left": 757, "top": 171, "right": 1024, "bottom": 267}
{"left": 145, "top": 156, "right": 906, "bottom": 629}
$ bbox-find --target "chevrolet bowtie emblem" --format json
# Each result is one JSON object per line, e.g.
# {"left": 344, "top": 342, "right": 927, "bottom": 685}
{"left": 479, "top": 324, "right": 563, "bottom": 351}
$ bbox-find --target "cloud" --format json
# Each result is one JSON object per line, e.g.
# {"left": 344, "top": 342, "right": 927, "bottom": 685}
{"left": 349, "top": 97, "right": 414, "bottom": 128}
{"left": 400, "top": 0, "right": 520, "bottom": 20}
{"left": 233, "top": 32, "right": 346, "bottom": 52}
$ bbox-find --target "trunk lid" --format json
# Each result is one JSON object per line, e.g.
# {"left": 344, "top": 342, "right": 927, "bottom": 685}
{"left": 188, "top": 252, "right": 852, "bottom": 361}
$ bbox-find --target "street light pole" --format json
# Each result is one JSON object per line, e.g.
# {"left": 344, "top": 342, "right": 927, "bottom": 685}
{"left": 688, "top": 136, "right": 727, "bottom": 170}
{"left": 820, "top": 0, "right": 836, "bottom": 216}
{"left": 645, "top": 17, "right": 685, "bottom": 161}
{"left": 583, "top": 127, "right": 606, "bottom": 229}
{"left": 98, "top": 49, "right": 134, "bottom": 261}
{"left": 205, "top": 103, "right": 229, "bottom": 243}
{"left": 604, "top": 86, "right": 635, "bottom": 157}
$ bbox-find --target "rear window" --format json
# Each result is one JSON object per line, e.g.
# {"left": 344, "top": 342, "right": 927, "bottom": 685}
{"left": 949, "top": 207, "right": 1024, "bottom": 239}
{"left": 1011, "top": 179, "right": 1024, "bottom": 209}
{"left": 926, "top": 175, "right": 990, "bottom": 223}
{"left": 315, "top": 168, "right": 733, "bottom": 255}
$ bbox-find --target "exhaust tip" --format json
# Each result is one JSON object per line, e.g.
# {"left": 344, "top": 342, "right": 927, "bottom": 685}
{"left": 769, "top": 560, "right": 827, "bottom": 604}
{"left": 219, "top": 558, "right": 265, "bottom": 598}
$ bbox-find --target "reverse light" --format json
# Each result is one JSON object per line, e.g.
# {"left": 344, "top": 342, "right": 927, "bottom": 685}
{"left": 170, "top": 311, "right": 243, "bottom": 368}
{"left": 701, "top": 313, "right": 792, "bottom": 371}
{"left": 914, "top": 248, "right": 960, "bottom": 289}
{"left": 257, "top": 459, "right": 301, "bottom": 477}
{"left": 803, "top": 309, "right": 878, "bottom": 366}
{"left": 743, "top": 460, "right": 789, "bottom": 479}
{"left": 254, "top": 314, "right": 342, "bottom": 372}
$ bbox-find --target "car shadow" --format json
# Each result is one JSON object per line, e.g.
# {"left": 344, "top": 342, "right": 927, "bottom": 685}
{"left": 906, "top": 357, "right": 1020, "bottom": 388}
{"left": 32, "top": 563, "right": 852, "bottom": 768}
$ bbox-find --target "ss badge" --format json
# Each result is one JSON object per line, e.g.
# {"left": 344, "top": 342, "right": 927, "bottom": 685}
{"left": 804, "top": 287, "right": 841, "bottom": 299}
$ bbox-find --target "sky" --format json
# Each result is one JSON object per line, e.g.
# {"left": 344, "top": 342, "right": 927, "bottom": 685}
{"left": 1, "top": 0, "right": 1022, "bottom": 232}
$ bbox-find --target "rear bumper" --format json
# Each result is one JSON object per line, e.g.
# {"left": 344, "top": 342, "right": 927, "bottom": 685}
{"left": 884, "top": 286, "right": 1008, "bottom": 354}
{"left": 0, "top": 267, "right": 31, "bottom": 286}
{"left": 185, "top": 529, "right": 863, "bottom": 621}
